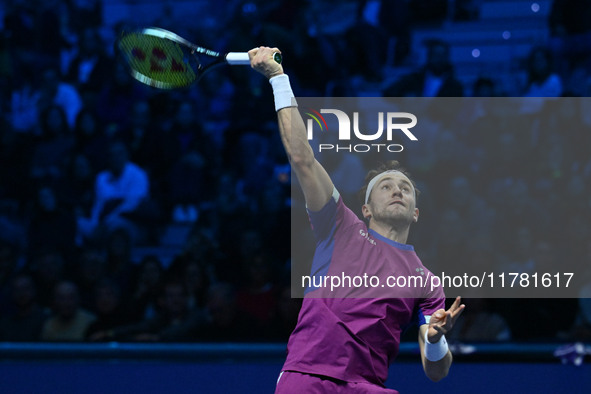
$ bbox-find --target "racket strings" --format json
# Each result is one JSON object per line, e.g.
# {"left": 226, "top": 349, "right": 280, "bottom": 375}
{"left": 119, "top": 33, "right": 198, "bottom": 88}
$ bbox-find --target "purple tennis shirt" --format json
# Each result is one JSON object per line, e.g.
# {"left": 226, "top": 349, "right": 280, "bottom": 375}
{"left": 283, "top": 189, "right": 445, "bottom": 387}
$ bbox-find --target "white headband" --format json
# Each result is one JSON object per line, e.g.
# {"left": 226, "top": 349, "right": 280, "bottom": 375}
{"left": 364, "top": 170, "right": 414, "bottom": 204}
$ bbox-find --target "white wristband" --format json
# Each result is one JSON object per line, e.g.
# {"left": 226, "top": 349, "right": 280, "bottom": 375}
{"left": 269, "top": 74, "right": 297, "bottom": 112}
{"left": 424, "top": 330, "right": 449, "bottom": 362}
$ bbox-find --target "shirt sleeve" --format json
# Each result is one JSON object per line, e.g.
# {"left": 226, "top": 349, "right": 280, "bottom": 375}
{"left": 304, "top": 187, "right": 364, "bottom": 288}
{"left": 307, "top": 187, "right": 361, "bottom": 243}
{"left": 417, "top": 271, "right": 446, "bottom": 325}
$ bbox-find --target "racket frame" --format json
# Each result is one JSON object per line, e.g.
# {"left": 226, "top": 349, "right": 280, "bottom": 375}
{"left": 118, "top": 27, "right": 279, "bottom": 88}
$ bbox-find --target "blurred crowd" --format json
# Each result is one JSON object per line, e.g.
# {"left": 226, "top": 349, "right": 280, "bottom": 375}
{"left": 0, "top": 0, "right": 591, "bottom": 343}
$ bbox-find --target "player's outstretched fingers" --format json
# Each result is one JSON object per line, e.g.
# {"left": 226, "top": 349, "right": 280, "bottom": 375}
{"left": 448, "top": 296, "right": 465, "bottom": 321}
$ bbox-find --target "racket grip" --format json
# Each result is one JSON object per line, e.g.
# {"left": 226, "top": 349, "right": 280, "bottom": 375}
{"left": 226, "top": 51, "right": 283, "bottom": 65}
{"left": 226, "top": 52, "right": 251, "bottom": 65}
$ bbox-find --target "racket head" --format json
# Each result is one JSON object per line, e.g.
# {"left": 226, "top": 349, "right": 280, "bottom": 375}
{"left": 117, "top": 27, "right": 204, "bottom": 89}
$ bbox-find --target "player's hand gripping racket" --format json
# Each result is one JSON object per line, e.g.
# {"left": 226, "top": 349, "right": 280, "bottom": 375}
{"left": 118, "top": 27, "right": 282, "bottom": 89}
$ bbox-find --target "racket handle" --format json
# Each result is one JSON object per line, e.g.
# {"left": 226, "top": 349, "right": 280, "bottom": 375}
{"left": 226, "top": 51, "right": 283, "bottom": 65}
{"left": 226, "top": 52, "right": 250, "bottom": 65}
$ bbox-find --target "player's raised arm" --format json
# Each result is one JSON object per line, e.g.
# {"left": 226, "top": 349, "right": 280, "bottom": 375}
{"left": 249, "top": 47, "right": 333, "bottom": 211}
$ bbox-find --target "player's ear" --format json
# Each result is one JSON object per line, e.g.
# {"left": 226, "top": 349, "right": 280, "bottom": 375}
{"left": 413, "top": 207, "right": 419, "bottom": 223}
{"left": 362, "top": 204, "right": 372, "bottom": 220}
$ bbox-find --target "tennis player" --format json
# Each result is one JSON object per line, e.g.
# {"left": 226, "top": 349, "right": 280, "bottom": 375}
{"left": 249, "top": 47, "right": 465, "bottom": 393}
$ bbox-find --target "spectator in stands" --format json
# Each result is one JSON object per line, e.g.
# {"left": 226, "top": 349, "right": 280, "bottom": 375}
{"left": 428, "top": 129, "right": 470, "bottom": 190}
{"left": 167, "top": 255, "right": 210, "bottom": 311}
{"left": 119, "top": 100, "right": 158, "bottom": 172}
{"left": 104, "top": 228, "right": 136, "bottom": 296}
{"left": 453, "top": 0, "right": 480, "bottom": 21}
{"left": 199, "top": 282, "right": 258, "bottom": 341}
{"left": 38, "top": 68, "right": 82, "bottom": 129}
{"left": 65, "top": 27, "right": 112, "bottom": 107}
{"left": 236, "top": 252, "right": 278, "bottom": 329}
{"left": 0, "top": 32, "right": 13, "bottom": 97}
{"left": 29, "top": 249, "right": 67, "bottom": 309}
{"left": 522, "top": 46, "right": 563, "bottom": 97}
{"left": 436, "top": 177, "right": 494, "bottom": 254}
{"left": 472, "top": 76, "right": 496, "bottom": 97}
{"left": 28, "top": 105, "right": 74, "bottom": 181}
{"left": 166, "top": 101, "right": 218, "bottom": 220}
{"left": 184, "top": 259, "right": 210, "bottom": 311}
{"left": 0, "top": 0, "right": 588, "bottom": 347}
{"left": 0, "top": 240, "right": 22, "bottom": 304}
{"left": 67, "top": 0, "right": 103, "bottom": 32}
{"left": 60, "top": 152, "right": 95, "bottom": 219}
{"left": 432, "top": 208, "right": 467, "bottom": 269}
{"left": 409, "top": 0, "right": 449, "bottom": 26}
{"left": 128, "top": 255, "right": 165, "bottom": 322}
{"left": 96, "top": 61, "right": 147, "bottom": 131}
{"left": 234, "top": 132, "right": 275, "bottom": 208}
{"left": 3, "top": 0, "right": 66, "bottom": 72}
{"left": 213, "top": 171, "right": 249, "bottom": 226}
{"left": 383, "top": 39, "right": 464, "bottom": 97}
{"left": 0, "top": 274, "right": 48, "bottom": 341}
{"left": 480, "top": 128, "right": 534, "bottom": 181}
{"left": 217, "top": 228, "right": 263, "bottom": 284}
{"left": 496, "top": 178, "right": 546, "bottom": 230}
{"left": 40, "top": 280, "right": 96, "bottom": 341}
{"left": 9, "top": 77, "right": 43, "bottom": 133}
{"left": 256, "top": 178, "right": 290, "bottom": 261}
{"left": 76, "top": 142, "right": 150, "bottom": 244}
{"left": 179, "top": 227, "right": 223, "bottom": 285}
{"left": 27, "top": 184, "right": 77, "bottom": 263}
{"left": 548, "top": 0, "right": 591, "bottom": 74}
{"left": 563, "top": 297, "right": 591, "bottom": 341}
{"left": 86, "top": 278, "right": 134, "bottom": 341}
{"left": 74, "top": 245, "right": 108, "bottom": 310}
{"left": 0, "top": 123, "right": 32, "bottom": 214}
{"left": 72, "top": 107, "right": 112, "bottom": 171}
{"left": 100, "top": 281, "right": 206, "bottom": 342}
{"left": 541, "top": 99, "right": 590, "bottom": 168}
{"left": 497, "top": 225, "right": 536, "bottom": 274}
{"left": 377, "top": 0, "right": 413, "bottom": 66}
{"left": 342, "top": 1, "right": 390, "bottom": 82}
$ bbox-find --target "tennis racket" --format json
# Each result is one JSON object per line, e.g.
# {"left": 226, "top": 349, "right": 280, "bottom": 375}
{"left": 117, "top": 27, "right": 282, "bottom": 89}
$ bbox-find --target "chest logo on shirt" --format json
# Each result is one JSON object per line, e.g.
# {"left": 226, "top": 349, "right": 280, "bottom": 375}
{"left": 359, "top": 229, "right": 376, "bottom": 246}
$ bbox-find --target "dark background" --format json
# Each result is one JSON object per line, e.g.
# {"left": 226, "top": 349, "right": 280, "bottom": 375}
{"left": 0, "top": 0, "right": 590, "bottom": 367}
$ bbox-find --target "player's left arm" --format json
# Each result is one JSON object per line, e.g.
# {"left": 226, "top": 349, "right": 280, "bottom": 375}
{"left": 418, "top": 296, "right": 465, "bottom": 382}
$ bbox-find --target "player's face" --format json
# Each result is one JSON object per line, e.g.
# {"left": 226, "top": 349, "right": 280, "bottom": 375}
{"left": 363, "top": 173, "right": 418, "bottom": 226}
